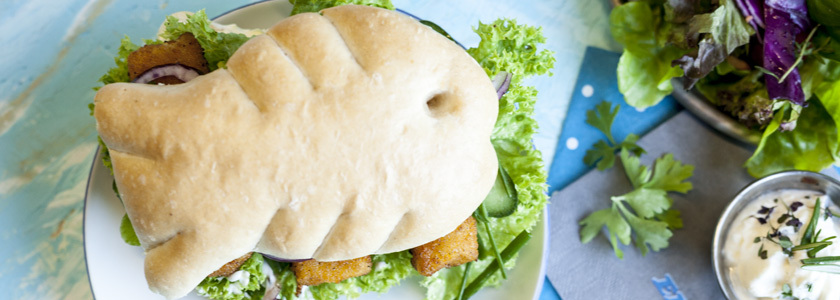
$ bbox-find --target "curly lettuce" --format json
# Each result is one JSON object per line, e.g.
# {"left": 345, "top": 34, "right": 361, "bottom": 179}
{"left": 289, "top": 0, "right": 394, "bottom": 15}
{"left": 422, "top": 19, "right": 553, "bottom": 300}
{"left": 197, "top": 254, "right": 269, "bottom": 300}
{"left": 160, "top": 10, "right": 250, "bottom": 70}
{"left": 466, "top": 19, "right": 555, "bottom": 80}
{"left": 97, "top": 36, "right": 140, "bottom": 87}
{"left": 306, "top": 252, "right": 415, "bottom": 299}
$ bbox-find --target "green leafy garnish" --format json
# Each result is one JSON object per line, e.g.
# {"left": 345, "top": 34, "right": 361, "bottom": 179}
{"left": 801, "top": 198, "right": 823, "bottom": 247}
{"left": 288, "top": 0, "right": 394, "bottom": 15}
{"left": 745, "top": 100, "right": 839, "bottom": 177}
{"left": 467, "top": 19, "right": 555, "bottom": 81}
{"left": 611, "top": 1, "right": 687, "bottom": 109}
{"left": 758, "top": 243, "right": 768, "bottom": 260}
{"left": 778, "top": 26, "right": 821, "bottom": 84}
{"left": 583, "top": 102, "right": 645, "bottom": 170}
{"left": 305, "top": 251, "right": 415, "bottom": 299}
{"left": 781, "top": 283, "right": 799, "bottom": 300}
{"left": 160, "top": 10, "right": 250, "bottom": 70}
{"left": 420, "top": 20, "right": 456, "bottom": 43}
{"left": 579, "top": 102, "right": 694, "bottom": 258}
{"left": 97, "top": 36, "right": 140, "bottom": 87}
{"left": 197, "top": 253, "right": 268, "bottom": 300}
{"left": 580, "top": 148, "right": 694, "bottom": 258}
{"left": 476, "top": 204, "right": 507, "bottom": 279}
{"left": 461, "top": 230, "right": 532, "bottom": 300}
{"left": 119, "top": 214, "right": 140, "bottom": 246}
{"left": 456, "top": 262, "right": 471, "bottom": 300}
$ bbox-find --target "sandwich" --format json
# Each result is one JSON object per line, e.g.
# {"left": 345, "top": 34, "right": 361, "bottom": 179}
{"left": 90, "top": 2, "right": 554, "bottom": 300}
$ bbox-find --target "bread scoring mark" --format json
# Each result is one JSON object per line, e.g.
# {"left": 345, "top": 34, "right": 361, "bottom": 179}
{"left": 224, "top": 68, "right": 266, "bottom": 114}
{"left": 145, "top": 229, "right": 184, "bottom": 252}
{"left": 320, "top": 14, "right": 367, "bottom": 74}
{"left": 263, "top": 34, "right": 316, "bottom": 91}
{"left": 311, "top": 210, "right": 349, "bottom": 258}
{"left": 376, "top": 211, "right": 411, "bottom": 253}
{"left": 108, "top": 148, "right": 157, "bottom": 167}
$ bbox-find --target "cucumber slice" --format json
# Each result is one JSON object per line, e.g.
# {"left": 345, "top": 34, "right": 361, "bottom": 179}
{"left": 482, "top": 167, "right": 518, "bottom": 218}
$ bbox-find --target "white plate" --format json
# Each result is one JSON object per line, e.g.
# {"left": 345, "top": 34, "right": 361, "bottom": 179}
{"left": 83, "top": 2, "right": 548, "bottom": 299}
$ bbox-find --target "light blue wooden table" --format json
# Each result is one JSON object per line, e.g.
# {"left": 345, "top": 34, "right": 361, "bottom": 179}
{"left": 0, "top": 0, "right": 619, "bottom": 299}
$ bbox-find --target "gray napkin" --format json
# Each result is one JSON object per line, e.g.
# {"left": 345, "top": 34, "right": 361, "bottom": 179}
{"left": 547, "top": 111, "right": 756, "bottom": 299}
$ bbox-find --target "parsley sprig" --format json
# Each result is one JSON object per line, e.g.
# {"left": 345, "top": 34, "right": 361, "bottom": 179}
{"left": 579, "top": 102, "right": 695, "bottom": 258}
{"left": 583, "top": 102, "right": 645, "bottom": 170}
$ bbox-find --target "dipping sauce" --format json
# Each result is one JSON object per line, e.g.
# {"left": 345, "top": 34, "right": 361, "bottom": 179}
{"left": 723, "top": 189, "right": 840, "bottom": 299}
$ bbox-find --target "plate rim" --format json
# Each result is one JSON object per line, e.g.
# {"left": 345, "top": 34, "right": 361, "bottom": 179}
{"left": 82, "top": 146, "right": 101, "bottom": 300}
{"left": 82, "top": 1, "right": 550, "bottom": 298}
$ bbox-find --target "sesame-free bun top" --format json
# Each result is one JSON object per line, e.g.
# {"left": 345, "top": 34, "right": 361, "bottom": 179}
{"left": 93, "top": 5, "right": 498, "bottom": 299}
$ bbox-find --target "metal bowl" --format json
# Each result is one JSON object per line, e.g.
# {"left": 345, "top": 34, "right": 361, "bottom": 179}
{"left": 712, "top": 171, "right": 840, "bottom": 299}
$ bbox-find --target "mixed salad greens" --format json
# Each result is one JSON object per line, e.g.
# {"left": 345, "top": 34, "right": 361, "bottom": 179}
{"left": 610, "top": 0, "right": 840, "bottom": 177}
{"left": 90, "top": 1, "right": 553, "bottom": 299}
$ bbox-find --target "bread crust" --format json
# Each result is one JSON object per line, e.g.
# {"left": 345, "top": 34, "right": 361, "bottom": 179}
{"left": 94, "top": 5, "right": 497, "bottom": 299}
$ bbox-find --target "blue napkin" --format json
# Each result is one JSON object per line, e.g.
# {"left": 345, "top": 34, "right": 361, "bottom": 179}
{"left": 546, "top": 48, "right": 679, "bottom": 194}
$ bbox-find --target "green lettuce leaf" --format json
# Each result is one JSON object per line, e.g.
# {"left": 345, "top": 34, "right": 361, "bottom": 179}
{"left": 272, "top": 262, "right": 298, "bottom": 300}
{"left": 159, "top": 10, "right": 250, "bottom": 70}
{"left": 97, "top": 36, "right": 140, "bottom": 87}
{"left": 617, "top": 47, "right": 685, "bottom": 109}
{"left": 119, "top": 214, "right": 140, "bottom": 246}
{"left": 197, "top": 254, "right": 269, "bottom": 300}
{"left": 421, "top": 18, "right": 552, "bottom": 300}
{"left": 289, "top": 0, "right": 394, "bottom": 15}
{"left": 807, "top": 0, "right": 840, "bottom": 27}
{"left": 466, "top": 19, "right": 555, "bottom": 82}
{"left": 815, "top": 74, "right": 840, "bottom": 161}
{"left": 301, "top": 252, "right": 415, "bottom": 299}
{"left": 612, "top": 2, "right": 687, "bottom": 108}
{"left": 745, "top": 100, "right": 839, "bottom": 177}
{"left": 745, "top": 56, "right": 840, "bottom": 178}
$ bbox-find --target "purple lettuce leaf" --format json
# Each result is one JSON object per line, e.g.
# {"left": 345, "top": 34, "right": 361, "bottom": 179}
{"left": 734, "top": 0, "right": 765, "bottom": 36}
{"left": 673, "top": 38, "right": 728, "bottom": 88}
{"left": 673, "top": 0, "right": 754, "bottom": 89}
{"left": 763, "top": 0, "right": 813, "bottom": 105}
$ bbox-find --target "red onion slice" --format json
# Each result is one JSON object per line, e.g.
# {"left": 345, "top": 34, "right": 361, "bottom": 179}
{"left": 132, "top": 64, "right": 200, "bottom": 84}
{"left": 492, "top": 71, "right": 512, "bottom": 99}
{"left": 260, "top": 253, "right": 309, "bottom": 263}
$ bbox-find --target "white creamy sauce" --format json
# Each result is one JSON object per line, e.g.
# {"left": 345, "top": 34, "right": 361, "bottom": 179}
{"left": 224, "top": 270, "right": 251, "bottom": 295}
{"left": 724, "top": 189, "right": 840, "bottom": 299}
